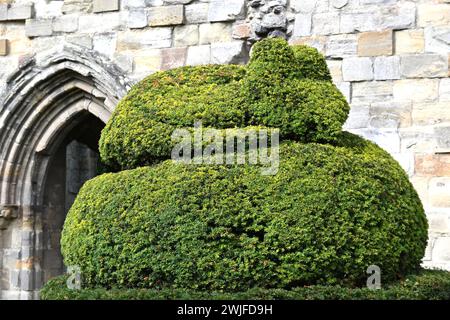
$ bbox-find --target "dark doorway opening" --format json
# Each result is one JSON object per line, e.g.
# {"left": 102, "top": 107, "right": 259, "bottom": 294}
{"left": 40, "top": 114, "right": 105, "bottom": 284}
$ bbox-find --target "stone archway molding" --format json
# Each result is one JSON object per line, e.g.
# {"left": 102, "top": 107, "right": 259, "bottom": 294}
{"left": 0, "top": 43, "right": 132, "bottom": 299}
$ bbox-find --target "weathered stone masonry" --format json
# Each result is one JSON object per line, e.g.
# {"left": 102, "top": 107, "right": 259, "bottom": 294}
{"left": 0, "top": 0, "right": 449, "bottom": 299}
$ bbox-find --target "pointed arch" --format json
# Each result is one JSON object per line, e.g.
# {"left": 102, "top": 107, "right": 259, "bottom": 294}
{"left": 0, "top": 44, "right": 132, "bottom": 298}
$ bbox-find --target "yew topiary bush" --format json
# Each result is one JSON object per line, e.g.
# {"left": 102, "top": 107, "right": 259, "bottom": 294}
{"left": 99, "top": 38, "right": 349, "bottom": 170}
{"left": 41, "top": 270, "right": 450, "bottom": 300}
{"left": 61, "top": 38, "right": 428, "bottom": 292}
{"left": 99, "top": 65, "right": 247, "bottom": 170}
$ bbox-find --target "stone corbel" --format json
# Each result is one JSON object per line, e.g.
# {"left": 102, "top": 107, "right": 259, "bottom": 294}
{"left": 0, "top": 205, "right": 19, "bottom": 230}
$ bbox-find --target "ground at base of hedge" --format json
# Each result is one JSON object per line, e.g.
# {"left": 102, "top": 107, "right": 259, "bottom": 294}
{"left": 40, "top": 269, "right": 450, "bottom": 300}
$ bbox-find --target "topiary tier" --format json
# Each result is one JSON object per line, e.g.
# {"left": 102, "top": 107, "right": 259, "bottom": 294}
{"left": 60, "top": 38, "right": 428, "bottom": 292}
{"left": 41, "top": 270, "right": 450, "bottom": 300}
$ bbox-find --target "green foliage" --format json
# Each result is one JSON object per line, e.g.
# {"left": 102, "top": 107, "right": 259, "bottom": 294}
{"left": 61, "top": 38, "right": 427, "bottom": 294}
{"left": 243, "top": 39, "right": 346, "bottom": 143}
{"left": 99, "top": 65, "right": 247, "bottom": 170}
{"left": 41, "top": 269, "right": 450, "bottom": 300}
{"left": 244, "top": 37, "right": 299, "bottom": 98}
{"left": 62, "top": 134, "right": 427, "bottom": 291}
{"left": 99, "top": 38, "right": 349, "bottom": 170}
{"left": 292, "top": 45, "right": 332, "bottom": 81}
{"left": 247, "top": 79, "right": 348, "bottom": 143}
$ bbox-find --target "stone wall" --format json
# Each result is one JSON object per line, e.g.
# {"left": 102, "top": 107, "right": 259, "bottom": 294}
{"left": 286, "top": 0, "right": 450, "bottom": 272}
{"left": 0, "top": 0, "right": 449, "bottom": 299}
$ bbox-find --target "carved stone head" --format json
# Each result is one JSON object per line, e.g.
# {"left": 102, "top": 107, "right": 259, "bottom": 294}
{"left": 247, "top": 0, "right": 288, "bottom": 41}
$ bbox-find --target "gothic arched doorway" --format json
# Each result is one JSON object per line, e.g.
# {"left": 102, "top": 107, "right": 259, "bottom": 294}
{"left": 0, "top": 46, "right": 130, "bottom": 299}
{"left": 41, "top": 113, "right": 104, "bottom": 284}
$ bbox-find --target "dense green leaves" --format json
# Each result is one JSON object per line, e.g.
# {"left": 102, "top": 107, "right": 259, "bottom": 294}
{"left": 62, "top": 38, "right": 427, "bottom": 293}
{"left": 62, "top": 134, "right": 427, "bottom": 291}
{"left": 99, "top": 38, "right": 349, "bottom": 170}
{"left": 292, "top": 45, "right": 333, "bottom": 81}
{"left": 99, "top": 65, "right": 247, "bottom": 170}
{"left": 41, "top": 269, "right": 450, "bottom": 300}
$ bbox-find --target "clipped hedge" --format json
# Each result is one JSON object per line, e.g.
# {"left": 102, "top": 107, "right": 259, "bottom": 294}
{"left": 60, "top": 37, "right": 428, "bottom": 294}
{"left": 292, "top": 45, "right": 333, "bottom": 82}
{"left": 62, "top": 133, "right": 427, "bottom": 291}
{"left": 99, "top": 38, "right": 349, "bottom": 170}
{"left": 246, "top": 79, "right": 349, "bottom": 143}
{"left": 41, "top": 270, "right": 450, "bottom": 300}
{"left": 242, "top": 39, "right": 345, "bottom": 143}
{"left": 99, "top": 65, "right": 247, "bottom": 170}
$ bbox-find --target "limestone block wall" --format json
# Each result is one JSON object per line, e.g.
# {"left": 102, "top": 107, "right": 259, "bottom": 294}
{"left": 286, "top": 0, "right": 450, "bottom": 271}
{"left": 0, "top": 0, "right": 449, "bottom": 299}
